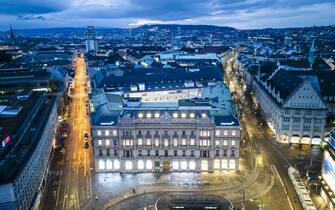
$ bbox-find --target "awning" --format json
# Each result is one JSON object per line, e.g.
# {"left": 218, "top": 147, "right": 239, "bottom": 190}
{"left": 301, "top": 137, "right": 311, "bottom": 144}
{"left": 291, "top": 136, "right": 300, "bottom": 143}
{"left": 312, "top": 138, "right": 322, "bottom": 145}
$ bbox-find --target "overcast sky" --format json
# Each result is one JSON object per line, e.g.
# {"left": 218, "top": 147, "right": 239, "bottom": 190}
{"left": 0, "top": 0, "right": 334, "bottom": 30}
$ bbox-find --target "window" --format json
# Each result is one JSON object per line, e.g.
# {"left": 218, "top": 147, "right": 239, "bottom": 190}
{"left": 223, "top": 140, "right": 228, "bottom": 146}
{"left": 223, "top": 149, "right": 227, "bottom": 156}
{"left": 182, "top": 130, "right": 186, "bottom": 136}
{"left": 155, "top": 139, "right": 159, "bottom": 147}
{"left": 112, "top": 130, "right": 117, "bottom": 136}
{"left": 303, "top": 125, "right": 310, "bottom": 131}
{"left": 164, "top": 139, "right": 169, "bottom": 147}
{"left": 114, "top": 160, "right": 120, "bottom": 169}
{"left": 201, "top": 113, "right": 207, "bottom": 118}
{"left": 293, "top": 117, "right": 301, "bottom": 123}
{"left": 182, "top": 150, "right": 186, "bottom": 157}
{"left": 155, "top": 150, "right": 159, "bottom": 156}
{"left": 113, "top": 140, "right": 117, "bottom": 146}
{"left": 106, "top": 140, "right": 110, "bottom": 146}
{"left": 200, "top": 130, "right": 210, "bottom": 137}
{"left": 284, "top": 109, "right": 290, "bottom": 114}
{"left": 106, "top": 159, "right": 112, "bottom": 169}
{"left": 191, "top": 150, "right": 194, "bottom": 157}
{"left": 182, "top": 139, "right": 186, "bottom": 146}
{"left": 138, "top": 139, "right": 143, "bottom": 146}
{"left": 305, "top": 110, "right": 312, "bottom": 115}
{"left": 181, "top": 113, "right": 186, "bottom": 118}
{"left": 174, "top": 150, "right": 178, "bottom": 156}
{"left": 202, "top": 140, "right": 208, "bottom": 147}
{"left": 189, "top": 161, "right": 195, "bottom": 170}
{"left": 231, "top": 140, "right": 236, "bottom": 146}
{"left": 173, "top": 113, "right": 178, "bottom": 118}
{"left": 190, "top": 139, "right": 195, "bottom": 146}
{"left": 190, "top": 113, "right": 195, "bottom": 118}
{"left": 295, "top": 110, "right": 301, "bottom": 115}
{"left": 283, "top": 125, "right": 290, "bottom": 130}
{"left": 97, "top": 130, "right": 102, "bottom": 136}
{"left": 138, "top": 160, "right": 144, "bottom": 170}
{"left": 105, "top": 130, "right": 110, "bottom": 136}
{"left": 164, "top": 150, "right": 168, "bottom": 157}
{"left": 147, "top": 150, "right": 151, "bottom": 156}
{"left": 99, "top": 149, "right": 102, "bottom": 156}
{"left": 172, "top": 161, "right": 179, "bottom": 170}
{"left": 283, "top": 117, "right": 290, "bottom": 122}
{"left": 106, "top": 149, "right": 110, "bottom": 156}
{"left": 232, "top": 130, "right": 236, "bottom": 136}
{"left": 146, "top": 160, "right": 153, "bottom": 169}
{"left": 138, "top": 150, "right": 142, "bottom": 156}
{"left": 231, "top": 149, "right": 235, "bottom": 156}
{"left": 138, "top": 113, "right": 143, "bottom": 118}
{"left": 181, "top": 161, "right": 187, "bottom": 170}
{"left": 215, "top": 140, "right": 220, "bottom": 146}
{"left": 304, "top": 118, "right": 312, "bottom": 123}
{"left": 173, "top": 139, "right": 178, "bottom": 147}
{"left": 154, "top": 113, "right": 160, "bottom": 118}
{"left": 224, "top": 130, "right": 228, "bottom": 136}
{"left": 98, "top": 140, "right": 103, "bottom": 146}
{"left": 215, "top": 150, "right": 219, "bottom": 156}
{"left": 125, "top": 161, "right": 132, "bottom": 170}
{"left": 114, "top": 149, "right": 118, "bottom": 156}
{"left": 146, "top": 139, "right": 151, "bottom": 146}
{"left": 215, "top": 130, "right": 220, "bottom": 137}
{"left": 146, "top": 112, "right": 152, "bottom": 118}
{"left": 98, "top": 159, "right": 105, "bottom": 169}
{"left": 314, "top": 126, "right": 320, "bottom": 132}
{"left": 190, "top": 130, "right": 195, "bottom": 136}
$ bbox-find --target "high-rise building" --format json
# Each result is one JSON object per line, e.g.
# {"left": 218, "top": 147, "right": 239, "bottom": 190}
{"left": 85, "top": 26, "right": 98, "bottom": 53}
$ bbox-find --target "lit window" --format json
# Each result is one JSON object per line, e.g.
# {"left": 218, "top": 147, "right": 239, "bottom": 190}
{"left": 231, "top": 140, "right": 236, "bottom": 146}
{"left": 106, "top": 159, "right": 113, "bottom": 169}
{"left": 138, "top": 160, "right": 144, "bottom": 170}
{"left": 189, "top": 161, "right": 196, "bottom": 170}
{"left": 190, "top": 139, "right": 195, "bottom": 146}
{"left": 146, "top": 160, "right": 153, "bottom": 169}
{"left": 98, "top": 140, "right": 102, "bottom": 146}
{"left": 146, "top": 139, "right": 151, "bottom": 146}
{"left": 214, "top": 159, "right": 220, "bottom": 170}
{"left": 215, "top": 140, "right": 220, "bottom": 146}
{"left": 229, "top": 160, "right": 236, "bottom": 170}
{"left": 173, "top": 139, "right": 178, "bottom": 147}
{"left": 182, "top": 139, "right": 186, "bottom": 146}
{"left": 232, "top": 130, "right": 236, "bottom": 136}
{"left": 215, "top": 130, "right": 220, "bottom": 137}
{"left": 202, "top": 140, "right": 207, "bottom": 147}
{"left": 201, "top": 113, "right": 207, "bottom": 118}
{"left": 222, "top": 159, "right": 228, "bottom": 170}
{"left": 138, "top": 113, "right": 143, "bottom": 118}
{"left": 154, "top": 113, "right": 160, "bottom": 118}
{"left": 190, "top": 113, "right": 195, "bottom": 118}
{"left": 172, "top": 161, "right": 179, "bottom": 170}
{"left": 98, "top": 159, "right": 105, "bottom": 170}
{"left": 164, "top": 139, "right": 169, "bottom": 147}
{"left": 173, "top": 113, "right": 178, "bottom": 118}
{"left": 181, "top": 161, "right": 187, "bottom": 170}
{"left": 155, "top": 139, "right": 159, "bottom": 147}
{"left": 223, "top": 140, "right": 228, "bottom": 146}
{"left": 125, "top": 161, "right": 132, "bottom": 170}
{"left": 146, "top": 113, "right": 152, "bottom": 118}
{"left": 201, "top": 160, "right": 208, "bottom": 171}
{"left": 181, "top": 113, "right": 186, "bottom": 118}
{"left": 224, "top": 130, "right": 228, "bottom": 136}
{"left": 106, "top": 140, "right": 110, "bottom": 146}
{"left": 125, "top": 140, "right": 131, "bottom": 146}
{"left": 114, "top": 160, "right": 120, "bottom": 169}
{"left": 105, "top": 130, "right": 110, "bottom": 136}
{"left": 138, "top": 139, "right": 142, "bottom": 146}
{"left": 97, "top": 130, "right": 102, "bottom": 136}
{"left": 112, "top": 130, "right": 117, "bottom": 136}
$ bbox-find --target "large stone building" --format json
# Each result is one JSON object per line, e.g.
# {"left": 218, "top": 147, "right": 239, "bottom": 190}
{"left": 90, "top": 64, "right": 240, "bottom": 173}
{"left": 253, "top": 68, "right": 327, "bottom": 145}
{"left": 0, "top": 92, "right": 57, "bottom": 210}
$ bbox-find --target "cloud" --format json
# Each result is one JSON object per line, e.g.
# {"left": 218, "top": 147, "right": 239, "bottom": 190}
{"left": 0, "top": 0, "right": 334, "bottom": 29}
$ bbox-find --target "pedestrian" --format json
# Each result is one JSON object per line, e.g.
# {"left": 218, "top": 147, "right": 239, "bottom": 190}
{"left": 132, "top": 188, "right": 136, "bottom": 194}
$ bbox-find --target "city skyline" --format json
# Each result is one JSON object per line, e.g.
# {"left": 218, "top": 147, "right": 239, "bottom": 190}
{"left": 0, "top": 0, "right": 335, "bottom": 30}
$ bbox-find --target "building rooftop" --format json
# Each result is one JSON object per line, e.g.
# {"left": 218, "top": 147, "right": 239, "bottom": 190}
{"left": 0, "top": 92, "right": 57, "bottom": 184}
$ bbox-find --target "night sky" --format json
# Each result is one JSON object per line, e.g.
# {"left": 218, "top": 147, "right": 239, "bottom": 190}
{"left": 0, "top": 0, "right": 334, "bottom": 30}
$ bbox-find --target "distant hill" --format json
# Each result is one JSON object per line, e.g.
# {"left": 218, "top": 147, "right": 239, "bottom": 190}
{"left": 137, "top": 24, "right": 237, "bottom": 32}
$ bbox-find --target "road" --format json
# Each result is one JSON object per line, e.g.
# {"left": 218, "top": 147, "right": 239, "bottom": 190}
{"left": 41, "top": 56, "right": 93, "bottom": 210}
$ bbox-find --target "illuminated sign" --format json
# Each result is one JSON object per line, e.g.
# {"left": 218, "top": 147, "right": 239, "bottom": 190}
{"left": 322, "top": 151, "right": 335, "bottom": 192}
{"left": 1, "top": 136, "right": 11, "bottom": 147}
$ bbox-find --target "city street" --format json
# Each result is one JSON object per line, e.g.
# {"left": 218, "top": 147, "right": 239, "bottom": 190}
{"left": 41, "top": 56, "right": 93, "bottom": 210}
